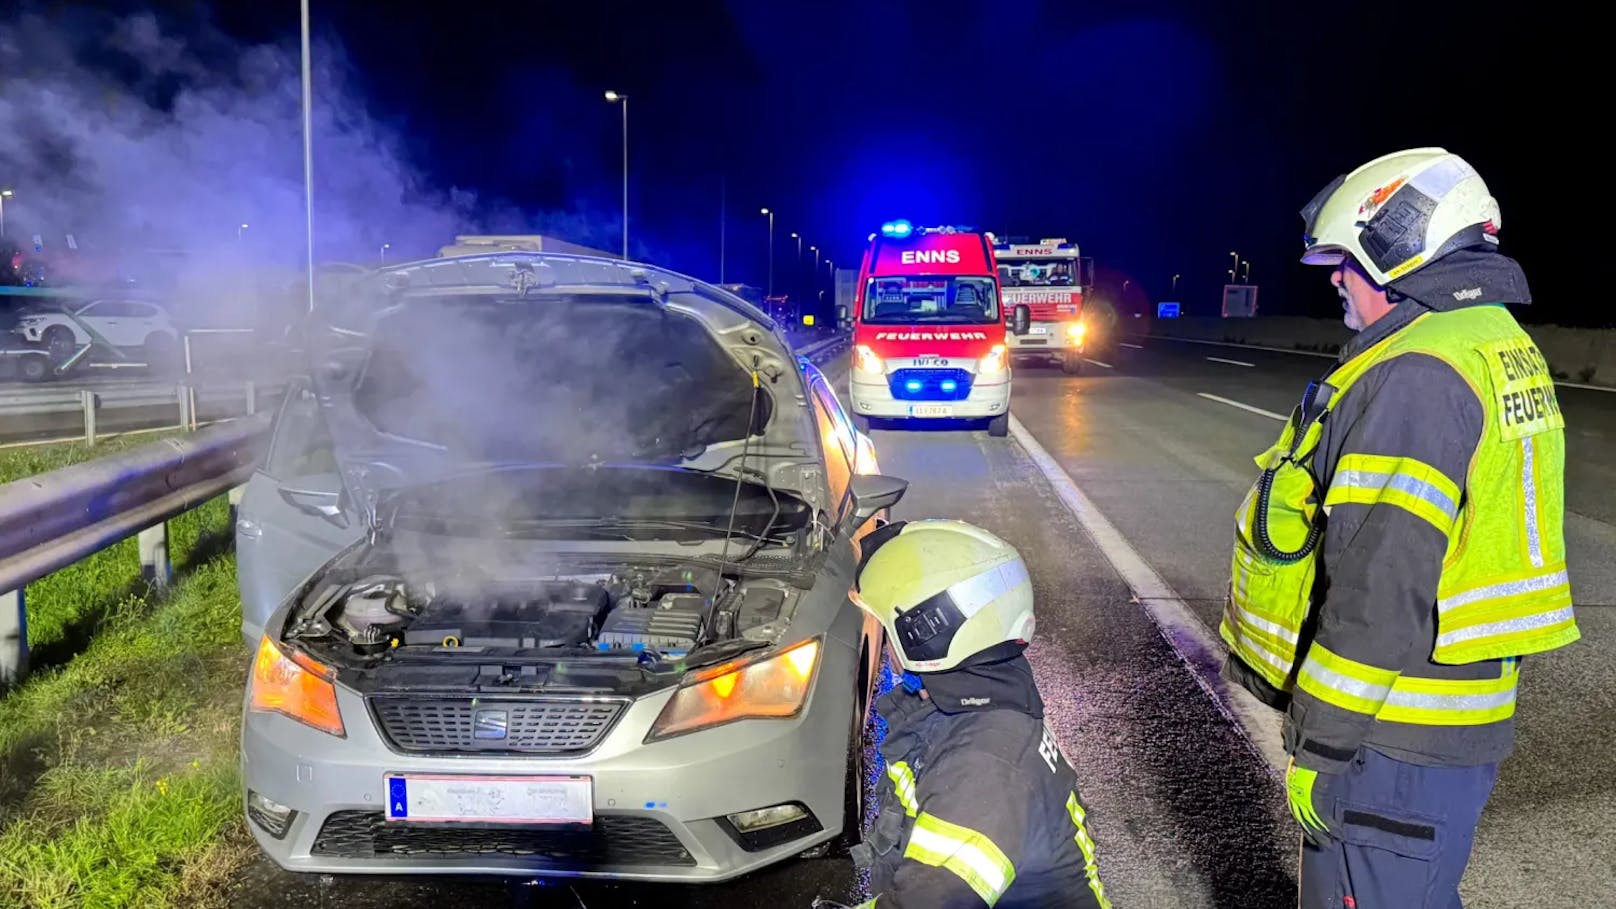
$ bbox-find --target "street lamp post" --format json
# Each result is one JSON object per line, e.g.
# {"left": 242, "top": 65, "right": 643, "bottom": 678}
{"left": 1241, "top": 259, "right": 1251, "bottom": 283}
{"left": 760, "top": 208, "right": 774, "bottom": 296}
{"left": 380, "top": 243, "right": 391, "bottom": 261}
{"left": 605, "top": 91, "right": 629, "bottom": 260}
{"left": 791, "top": 232, "right": 803, "bottom": 315}
{"left": 1172, "top": 273, "right": 1181, "bottom": 293}
{"left": 0, "top": 189, "right": 11, "bottom": 238}
{"left": 238, "top": 223, "right": 249, "bottom": 240}
{"left": 1228, "top": 250, "right": 1239, "bottom": 282}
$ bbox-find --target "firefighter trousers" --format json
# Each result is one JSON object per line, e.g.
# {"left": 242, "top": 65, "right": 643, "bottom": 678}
{"left": 1299, "top": 747, "right": 1499, "bottom": 909}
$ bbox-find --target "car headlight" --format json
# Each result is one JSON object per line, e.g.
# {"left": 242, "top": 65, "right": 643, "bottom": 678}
{"left": 977, "top": 343, "right": 1008, "bottom": 375}
{"left": 647, "top": 637, "right": 821, "bottom": 740}
{"left": 854, "top": 345, "right": 885, "bottom": 375}
{"left": 248, "top": 636, "right": 346, "bottom": 737}
{"left": 1067, "top": 321, "right": 1086, "bottom": 340}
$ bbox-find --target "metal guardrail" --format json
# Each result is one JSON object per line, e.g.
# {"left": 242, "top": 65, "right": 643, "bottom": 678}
{"left": 0, "top": 332, "right": 851, "bottom": 685}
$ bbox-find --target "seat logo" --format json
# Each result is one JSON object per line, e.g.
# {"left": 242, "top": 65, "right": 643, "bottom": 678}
{"left": 473, "top": 709, "right": 509, "bottom": 739}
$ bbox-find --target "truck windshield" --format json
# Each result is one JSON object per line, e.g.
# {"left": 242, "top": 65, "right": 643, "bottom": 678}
{"left": 861, "top": 276, "right": 999, "bottom": 324}
{"left": 999, "top": 259, "right": 1078, "bottom": 287}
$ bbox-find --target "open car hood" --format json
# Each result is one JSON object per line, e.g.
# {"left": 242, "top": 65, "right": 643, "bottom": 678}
{"left": 305, "top": 252, "right": 828, "bottom": 529}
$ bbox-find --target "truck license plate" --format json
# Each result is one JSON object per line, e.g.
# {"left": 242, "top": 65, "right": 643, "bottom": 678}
{"left": 911, "top": 404, "right": 954, "bottom": 417}
{"left": 1028, "top": 325, "right": 1048, "bottom": 334}
{"left": 384, "top": 773, "right": 593, "bottom": 825}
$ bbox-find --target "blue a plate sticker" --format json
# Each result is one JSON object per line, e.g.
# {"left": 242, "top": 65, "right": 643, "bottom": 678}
{"left": 388, "top": 776, "right": 408, "bottom": 818}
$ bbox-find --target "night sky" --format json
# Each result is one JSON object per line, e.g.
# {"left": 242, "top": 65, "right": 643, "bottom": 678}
{"left": 6, "top": 1, "right": 1593, "bottom": 326}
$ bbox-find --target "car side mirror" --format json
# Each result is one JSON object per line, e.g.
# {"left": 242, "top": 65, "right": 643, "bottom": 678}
{"left": 1012, "top": 304, "right": 1032, "bottom": 336}
{"left": 278, "top": 482, "right": 350, "bottom": 529}
{"left": 838, "top": 474, "right": 908, "bottom": 537}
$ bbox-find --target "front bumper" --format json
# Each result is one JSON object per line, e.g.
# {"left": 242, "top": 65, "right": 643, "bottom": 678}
{"left": 240, "top": 646, "right": 857, "bottom": 883}
{"left": 848, "top": 367, "right": 1010, "bottom": 420}
{"left": 1007, "top": 324, "right": 1084, "bottom": 357}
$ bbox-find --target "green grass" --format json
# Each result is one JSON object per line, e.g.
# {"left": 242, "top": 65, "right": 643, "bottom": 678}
{"left": 0, "top": 433, "right": 185, "bottom": 484}
{"left": 0, "top": 436, "right": 257, "bottom": 908}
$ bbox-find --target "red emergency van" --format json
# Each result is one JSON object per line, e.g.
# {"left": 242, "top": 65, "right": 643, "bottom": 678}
{"left": 843, "top": 221, "right": 1014, "bottom": 437}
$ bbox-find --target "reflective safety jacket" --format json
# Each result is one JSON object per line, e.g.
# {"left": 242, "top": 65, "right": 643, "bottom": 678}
{"left": 851, "top": 682, "right": 1110, "bottom": 909}
{"left": 1220, "top": 301, "right": 1580, "bottom": 772}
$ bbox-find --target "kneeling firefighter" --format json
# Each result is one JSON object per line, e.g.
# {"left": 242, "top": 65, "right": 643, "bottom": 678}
{"left": 822, "top": 519, "right": 1111, "bottom": 909}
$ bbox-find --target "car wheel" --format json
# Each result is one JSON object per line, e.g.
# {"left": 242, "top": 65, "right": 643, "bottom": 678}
{"left": 987, "top": 414, "right": 1009, "bottom": 438}
{"left": 1061, "top": 354, "right": 1084, "bottom": 375}
{"left": 43, "top": 325, "right": 76, "bottom": 361}
{"left": 19, "top": 354, "right": 51, "bottom": 382}
{"left": 818, "top": 646, "right": 879, "bottom": 859}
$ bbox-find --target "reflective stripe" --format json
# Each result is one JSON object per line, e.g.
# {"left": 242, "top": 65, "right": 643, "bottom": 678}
{"left": 1225, "top": 600, "right": 1299, "bottom": 644}
{"left": 1378, "top": 669, "right": 1519, "bottom": 726}
{"left": 1437, "top": 606, "right": 1578, "bottom": 650}
{"left": 886, "top": 761, "right": 919, "bottom": 818}
{"left": 945, "top": 557, "right": 1032, "bottom": 620}
{"left": 904, "top": 813, "right": 1016, "bottom": 906}
{"left": 1438, "top": 569, "right": 1570, "bottom": 614}
{"left": 1296, "top": 644, "right": 1398, "bottom": 715}
{"left": 1325, "top": 454, "right": 1461, "bottom": 535}
{"left": 1521, "top": 437, "right": 1543, "bottom": 568}
{"left": 1065, "top": 792, "right": 1113, "bottom": 908}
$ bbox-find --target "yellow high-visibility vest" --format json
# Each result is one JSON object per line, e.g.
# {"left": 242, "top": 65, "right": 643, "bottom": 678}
{"left": 1220, "top": 305, "right": 1580, "bottom": 727}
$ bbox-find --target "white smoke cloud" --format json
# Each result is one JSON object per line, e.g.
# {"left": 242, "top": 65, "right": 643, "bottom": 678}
{"left": 0, "top": 7, "right": 620, "bottom": 330}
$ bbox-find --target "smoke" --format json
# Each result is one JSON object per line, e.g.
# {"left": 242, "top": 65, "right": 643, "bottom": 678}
{"left": 0, "top": 6, "right": 620, "bottom": 333}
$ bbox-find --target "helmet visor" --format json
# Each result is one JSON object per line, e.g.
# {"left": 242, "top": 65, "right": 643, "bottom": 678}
{"left": 1299, "top": 172, "right": 1347, "bottom": 255}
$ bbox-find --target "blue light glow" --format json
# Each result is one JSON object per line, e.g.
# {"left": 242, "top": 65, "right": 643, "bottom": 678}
{"left": 905, "top": 379, "right": 922, "bottom": 392}
{"left": 881, "top": 219, "right": 914, "bottom": 238}
{"left": 940, "top": 380, "right": 957, "bottom": 392}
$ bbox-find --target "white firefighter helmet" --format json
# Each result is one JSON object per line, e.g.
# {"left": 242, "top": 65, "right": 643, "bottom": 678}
{"left": 1300, "top": 147, "right": 1501, "bottom": 286}
{"left": 853, "top": 519, "right": 1035, "bottom": 673}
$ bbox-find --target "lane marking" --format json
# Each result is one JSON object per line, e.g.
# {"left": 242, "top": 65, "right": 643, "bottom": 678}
{"left": 1146, "top": 333, "right": 1616, "bottom": 394}
{"left": 1198, "top": 392, "right": 1286, "bottom": 422}
{"left": 1119, "top": 342, "right": 1143, "bottom": 350}
{"left": 1082, "top": 358, "right": 1114, "bottom": 369}
{"left": 1143, "top": 333, "right": 1337, "bottom": 360}
{"left": 1007, "top": 414, "right": 1288, "bottom": 774}
{"left": 1206, "top": 356, "right": 1256, "bottom": 368}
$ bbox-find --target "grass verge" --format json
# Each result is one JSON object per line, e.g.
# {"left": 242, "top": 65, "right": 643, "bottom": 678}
{"left": 0, "top": 437, "right": 257, "bottom": 908}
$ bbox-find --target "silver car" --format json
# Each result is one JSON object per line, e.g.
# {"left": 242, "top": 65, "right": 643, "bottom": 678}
{"left": 235, "top": 251, "right": 906, "bottom": 883}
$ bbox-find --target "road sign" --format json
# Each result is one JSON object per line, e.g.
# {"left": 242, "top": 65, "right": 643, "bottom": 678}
{"left": 1222, "top": 284, "right": 1259, "bottom": 318}
{"left": 1157, "top": 301, "right": 1181, "bottom": 319}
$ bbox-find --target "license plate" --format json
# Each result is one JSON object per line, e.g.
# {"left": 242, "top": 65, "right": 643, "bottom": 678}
{"left": 1028, "top": 325, "right": 1049, "bottom": 334}
{"left": 384, "top": 773, "right": 593, "bottom": 825}
{"left": 911, "top": 404, "right": 954, "bottom": 417}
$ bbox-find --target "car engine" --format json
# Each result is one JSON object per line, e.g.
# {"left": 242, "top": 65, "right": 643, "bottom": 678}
{"left": 284, "top": 562, "right": 792, "bottom": 664}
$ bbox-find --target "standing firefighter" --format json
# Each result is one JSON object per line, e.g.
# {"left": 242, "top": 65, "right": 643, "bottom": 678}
{"left": 1219, "top": 147, "right": 1581, "bottom": 906}
{"left": 821, "top": 519, "right": 1110, "bottom": 909}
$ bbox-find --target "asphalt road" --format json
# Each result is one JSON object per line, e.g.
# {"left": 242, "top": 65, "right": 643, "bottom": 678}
{"left": 226, "top": 338, "right": 1614, "bottom": 908}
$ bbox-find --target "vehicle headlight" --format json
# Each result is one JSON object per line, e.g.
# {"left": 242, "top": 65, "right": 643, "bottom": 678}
{"left": 647, "top": 638, "right": 821, "bottom": 740}
{"left": 854, "top": 345, "right": 885, "bottom": 375}
{"left": 977, "top": 343, "right": 1008, "bottom": 375}
{"left": 248, "top": 636, "right": 346, "bottom": 737}
{"left": 1067, "top": 321, "right": 1086, "bottom": 340}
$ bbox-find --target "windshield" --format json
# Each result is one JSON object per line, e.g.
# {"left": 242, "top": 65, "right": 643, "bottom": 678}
{"left": 999, "top": 259, "right": 1078, "bottom": 287}
{"left": 860, "top": 275, "right": 1000, "bottom": 324}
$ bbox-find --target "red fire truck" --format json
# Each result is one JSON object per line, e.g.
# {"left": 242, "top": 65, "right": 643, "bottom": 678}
{"left": 841, "top": 220, "right": 1013, "bottom": 437}
{"left": 992, "top": 236, "right": 1094, "bottom": 374}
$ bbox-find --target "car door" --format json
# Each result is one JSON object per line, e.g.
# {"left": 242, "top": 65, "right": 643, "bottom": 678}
{"left": 123, "top": 302, "right": 164, "bottom": 341}
{"left": 235, "top": 376, "right": 364, "bottom": 643}
{"left": 72, "top": 301, "right": 120, "bottom": 346}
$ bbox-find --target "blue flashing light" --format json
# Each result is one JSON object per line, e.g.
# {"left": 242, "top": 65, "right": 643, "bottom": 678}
{"left": 905, "top": 379, "right": 923, "bottom": 392}
{"left": 940, "top": 380, "right": 958, "bottom": 393}
{"left": 881, "top": 219, "right": 914, "bottom": 238}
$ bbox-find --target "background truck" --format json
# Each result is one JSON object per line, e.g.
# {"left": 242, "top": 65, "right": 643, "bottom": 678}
{"left": 834, "top": 268, "right": 858, "bottom": 330}
{"left": 991, "top": 236, "right": 1094, "bottom": 374}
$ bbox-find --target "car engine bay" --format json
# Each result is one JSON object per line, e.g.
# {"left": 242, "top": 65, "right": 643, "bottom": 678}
{"left": 281, "top": 559, "right": 800, "bottom": 689}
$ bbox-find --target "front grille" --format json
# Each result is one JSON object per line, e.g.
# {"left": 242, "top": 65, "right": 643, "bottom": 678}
{"left": 889, "top": 368, "right": 973, "bottom": 401}
{"left": 370, "top": 697, "right": 626, "bottom": 755}
{"left": 312, "top": 811, "right": 695, "bottom": 865}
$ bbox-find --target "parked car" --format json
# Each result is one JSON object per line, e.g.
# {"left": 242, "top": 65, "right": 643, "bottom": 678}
{"left": 12, "top": 298, "right": 180, "bottom": 367}
{"left": 234, "top": 251, "right": 906, "bottom": 884}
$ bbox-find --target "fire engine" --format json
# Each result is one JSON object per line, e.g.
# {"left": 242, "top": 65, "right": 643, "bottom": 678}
{"left": 992, "top": 236, "right": 1094, "bottom": 374}
{"left": 841, "top": 220, "right": 1012, "bottom": 437}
